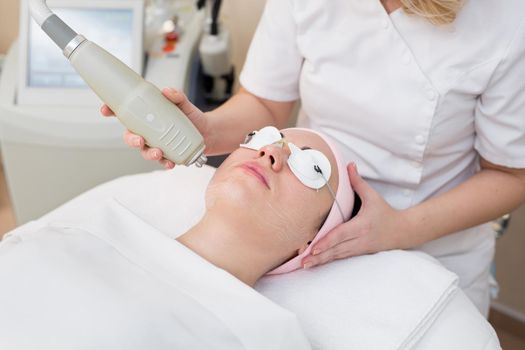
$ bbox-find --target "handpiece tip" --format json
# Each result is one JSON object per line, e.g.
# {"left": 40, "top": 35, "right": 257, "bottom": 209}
{"left": 194, "top": 154, "right": 208, "bottom": 168}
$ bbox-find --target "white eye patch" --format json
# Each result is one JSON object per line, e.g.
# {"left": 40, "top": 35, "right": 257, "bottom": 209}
{"left": 240, "top": 126, "right": 283, "bottom": 150}
{"left": 240, "top": 126, "right": 331, "bottom": 190}
{"left": 287, "top": 143, "right": 331, "bottom": 190}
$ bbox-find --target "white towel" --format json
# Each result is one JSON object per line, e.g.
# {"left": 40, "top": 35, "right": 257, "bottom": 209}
{"left": 0, "top": 199, "right": 311, "bottom": 350}
{"left": 255, "top": 250, "right": 458, "bottom": 350}
{"left": 6, "top": 167, "right": 464, "bottom": 349}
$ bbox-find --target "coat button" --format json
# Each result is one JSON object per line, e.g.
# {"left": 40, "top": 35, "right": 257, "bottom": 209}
{"left": 426, "top": 89, "right": 436, "bottom": 101}
{"left": 403, "top": 189, "right": 412, "bottom": 196}
{"left": 382, "top": 19, "right": 390, "bottom": 29}
{"left": 402, "top": 52, "right": 411, "bottom": 64}
{"left": 415, "top": 135, "right": 425, "bottom": 145}
{"left": 411, "top": 160, "right": 422, "bottom": 169}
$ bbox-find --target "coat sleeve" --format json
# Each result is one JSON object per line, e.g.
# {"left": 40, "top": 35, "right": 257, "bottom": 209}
{"left": 239, "top": 0, "right": 303, "bottom": 102}
{"left": 474, "top": 19, "right": 525, "bottom": 168}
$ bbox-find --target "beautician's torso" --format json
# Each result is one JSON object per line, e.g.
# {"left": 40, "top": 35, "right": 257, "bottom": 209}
{"left": 289, "top": 0, "right": 521, "bottom": 209}
{"left": 239, "top": 0, "right": 525, "bottom": 313}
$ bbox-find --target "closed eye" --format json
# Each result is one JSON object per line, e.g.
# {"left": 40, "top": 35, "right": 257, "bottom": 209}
{"left": 301, "top": 146, "right": 312, "bottom": 150}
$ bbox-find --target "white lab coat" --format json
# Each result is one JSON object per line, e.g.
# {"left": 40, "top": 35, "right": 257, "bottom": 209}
{"left": 0, "top": 199, "right": 311, "bottom": 350}
{"left": 240, "top": 0, "right": 525, "bottom": 316}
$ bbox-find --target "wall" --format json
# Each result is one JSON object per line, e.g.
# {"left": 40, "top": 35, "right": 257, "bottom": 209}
{"left": 494, "top": 204, "right": 525, "bottom": 316}
{"left": 221, "top": 0, "right": 266, "bottom": 83}
{"left": 0, "top": 0, "right": 19, "bottom": 54}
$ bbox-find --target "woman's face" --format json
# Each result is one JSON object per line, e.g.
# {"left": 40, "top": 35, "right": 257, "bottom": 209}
{"left": 206, "top": 128, "right": 339, "bottom": 251}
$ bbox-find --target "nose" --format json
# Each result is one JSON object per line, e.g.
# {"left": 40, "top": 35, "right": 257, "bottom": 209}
{"left": 257, "top": 144, "right": 288, "bottom": 171}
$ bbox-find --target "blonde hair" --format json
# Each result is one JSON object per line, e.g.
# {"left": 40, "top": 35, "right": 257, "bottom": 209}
{"left": 400, "top": 0, "right": 465, "bottom": 25}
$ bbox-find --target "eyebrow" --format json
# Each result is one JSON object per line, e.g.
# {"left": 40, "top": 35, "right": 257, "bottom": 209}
{"left": 279, "top": 132, "right": 312, "bottom": 151}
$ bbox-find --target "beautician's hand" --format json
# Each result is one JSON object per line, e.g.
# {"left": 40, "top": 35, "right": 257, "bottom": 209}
{"left": 302, "top": 163, "right": 410, "bottom": 269}
{"left": 100, "top": 88, "right": 211, "bottom": 169}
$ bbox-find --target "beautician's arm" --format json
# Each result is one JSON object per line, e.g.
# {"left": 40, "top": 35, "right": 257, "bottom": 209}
{"left": 302, "top": 158, "right": 525, "bottom": 268}
{"left": 205, "top": 87, "right": 296, "bottom": 156}
{"left": 101, "top": 87, "right": 295, "bottom": 166}
{"left": 400, "top": 158, "right": 525, "bottom": 247}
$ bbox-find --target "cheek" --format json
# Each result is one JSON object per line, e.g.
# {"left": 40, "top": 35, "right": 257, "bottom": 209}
{"left": 266, "top": 182, "right": 321, "bottom": 243}
{"left": 205, "top": 172, "right": 252, "bottom": 210}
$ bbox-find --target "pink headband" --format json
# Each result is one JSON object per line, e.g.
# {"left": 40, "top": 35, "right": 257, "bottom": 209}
{"left": 267, "top": 128, "right": 354, "bottom": 274}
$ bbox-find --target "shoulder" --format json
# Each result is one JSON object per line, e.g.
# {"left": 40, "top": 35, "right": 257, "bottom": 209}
{"left": 458, "top": 0, "right": 525, "bottom": 35}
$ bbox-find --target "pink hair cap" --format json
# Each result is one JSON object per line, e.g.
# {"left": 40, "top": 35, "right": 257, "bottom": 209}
{"left": 267, "top": 128, "right": 354, "bottom": 275}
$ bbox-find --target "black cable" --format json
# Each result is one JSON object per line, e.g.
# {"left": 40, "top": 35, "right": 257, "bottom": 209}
{"left": 196, "top": 0, "right": 206, "bottom": 10}
{"left": 210, "top": 0, "right": 222, "bottom": 35}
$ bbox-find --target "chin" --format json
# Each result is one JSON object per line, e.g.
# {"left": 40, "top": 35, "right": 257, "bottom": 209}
{"left": 205, "top": 175, "right": 260, "bottom": 212}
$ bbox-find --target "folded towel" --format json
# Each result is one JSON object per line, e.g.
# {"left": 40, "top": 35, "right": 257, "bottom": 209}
{"left": 256, "top": 250, "right": 458, "bottom": 350}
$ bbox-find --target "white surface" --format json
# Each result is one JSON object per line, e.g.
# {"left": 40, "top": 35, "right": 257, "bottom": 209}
{"left": 11, "top": 166, "right": 501, "bottom": 350}
{"left": 0, "top": 199, "right": 310, "bottom": 350}
{"left": 18, "top": 0, "right": 145, "bottom": 107}
{"left": 28, "top": 0, "right": 53, "bottom": 26}
{"left": 256, "top": 250, "right": 459, "bottom": 350}
{"left": 239, "top": 0, "right": 525, "bottom": 312}
{"left": 414, "top": 292, "right": 501, "bottom": 350}
{"left": 199, "top": 30, "right": 232, "bottom": 77}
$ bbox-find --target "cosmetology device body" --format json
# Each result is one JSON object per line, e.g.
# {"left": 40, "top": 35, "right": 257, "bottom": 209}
{"left": 28, "top": 0, "right": 207, "bottom": 167}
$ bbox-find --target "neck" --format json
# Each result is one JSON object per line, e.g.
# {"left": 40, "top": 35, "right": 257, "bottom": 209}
{"left": 176, "top": 211, "right": 277, "bottom": 287}
{"left": 381, "top": 0, "right": 402, "bottom": 14}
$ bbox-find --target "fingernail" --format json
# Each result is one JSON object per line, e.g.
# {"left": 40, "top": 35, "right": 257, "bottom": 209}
{"left": 133, "top": 137, "right": 141, "bottom": 147}
{"left": 154, "top": 151, "right": 161, "bottom": 158}
{"left": 312, "top": 249, "right": 321, "bottom": 256}
{"left": 303, "top": 262, "right": 313, "bottom": 269}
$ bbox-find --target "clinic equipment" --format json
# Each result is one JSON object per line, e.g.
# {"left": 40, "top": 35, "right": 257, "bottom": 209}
{"left": 28, "top": 0, "right": 207, "bottom": 167}
{"left": 197, "top": 0, "right": 234, "bottom": 102}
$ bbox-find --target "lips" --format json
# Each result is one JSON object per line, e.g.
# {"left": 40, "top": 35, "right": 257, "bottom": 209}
{"left": 239, "top": 162, "right": 270, "bottom": 189}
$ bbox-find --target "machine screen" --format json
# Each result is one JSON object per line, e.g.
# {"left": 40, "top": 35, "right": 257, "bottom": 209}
{"left": 27, "top": 8, "right": 135, "bottom": 88}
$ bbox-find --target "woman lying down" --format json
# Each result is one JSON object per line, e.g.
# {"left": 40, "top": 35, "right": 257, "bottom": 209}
{"left": 0, "top": 127, "right": 354, "bottom": 350}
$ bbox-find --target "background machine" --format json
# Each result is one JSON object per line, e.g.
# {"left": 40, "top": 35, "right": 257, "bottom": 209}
{"left": 0, "top": 0, "right": 233, "bottom": 224}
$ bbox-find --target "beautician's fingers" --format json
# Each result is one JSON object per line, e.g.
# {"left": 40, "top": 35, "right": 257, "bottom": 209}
{"left": 304, "top": 163, "right": 408, "bottom": 269}
{"left": 161, "top": 88, "right": 200, "bottom": 119}
{"left": 100, "top": 104, "right": 115, "bottom": 117}
{"left": 141, "top": 147, "right": 164, "bottom": 161}
{"left": 309, "top": 163, "right": 367, "bottom": 253}
{"left": 347, "top": 162, "right": 376, "bottom": 202}
{"left": 310, "top": 219, "right": 362, "bottom": 254}
{"left": 124, "top": 130, "right": 145, "bottom": 148}
{"left": 302, "top": 238, "right": 361, "bottom": 268}
{"left": 161, "top": 88, "right": 211, "bottom": 145}
{"left": 125, "top": 129, "right": 176, "bottom": 168}
{"left": 160, "top": 158, "right": 176, "bottom": 169}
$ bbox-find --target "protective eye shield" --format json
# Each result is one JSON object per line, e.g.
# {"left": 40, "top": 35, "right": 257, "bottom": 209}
{"left": 240, "top": 126, "right": 332, "bottom": 190}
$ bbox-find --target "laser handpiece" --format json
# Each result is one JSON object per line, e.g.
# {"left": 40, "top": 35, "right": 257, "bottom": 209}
{"left": 28, "top": 0, "right": 208, "bottom": 167}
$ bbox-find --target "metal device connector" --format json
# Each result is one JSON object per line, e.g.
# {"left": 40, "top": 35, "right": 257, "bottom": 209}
{"left": 63, "top": 35, "right": 87, "bottom": 59}
{"left": 193, "top": 153, "right": 208, "bottom": 168}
